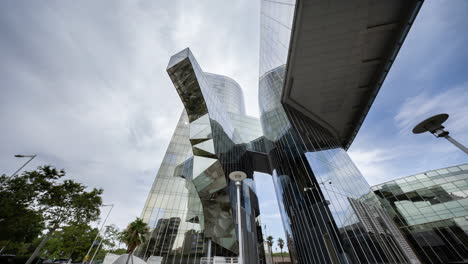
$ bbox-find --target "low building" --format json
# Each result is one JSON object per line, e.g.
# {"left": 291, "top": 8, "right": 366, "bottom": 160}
{"left": 372, "top": 164, "right": 468, "bottom": 264}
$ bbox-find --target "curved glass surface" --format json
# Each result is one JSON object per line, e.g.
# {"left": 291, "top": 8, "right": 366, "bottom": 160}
{"left": 205, "top": 73, "right": 246, "bottom": 116}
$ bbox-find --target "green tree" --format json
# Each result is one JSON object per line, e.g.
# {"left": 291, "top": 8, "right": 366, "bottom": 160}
{"left": 103, "top": 225, "right": 122, "bottom": 250}
{"left": 43, "top": 224, "right": 125, "bottom": 263}
{"left": 266, "top": 235, "right": 274, "bottom": 264}
{"left": 277, "top": 238, "right": 285, "bottom": 263}
{"left": 0, "top": 173, "right": 44, "bottom": 251}
{"left": 16, "top": 166, "right": 104, "bottom": 264}
{"left": 86, "top": 225, "right": 123, "bottom": 262}
{"left": 42, "top": 223, "right": 100, "bottom": 262}
{"left": 120, "top": 218, "right": 149, "bottom": 264}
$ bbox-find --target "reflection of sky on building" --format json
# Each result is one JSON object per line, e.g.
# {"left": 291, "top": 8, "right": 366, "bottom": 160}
{"left": 374, "top": 164, "right": 468, "bottom": 226}
{"left": 271, "top": 170, "right": 293, "bottom": 237}
{"left": 243, "top": 178, "right": 256, "bottom": 193}
{"left": 259, "top": 0, "right": 296, "bottom": 76}
{"left": 206, "top": 73, "right": 246, "bottom": 116}
{"left": 372, "top": 164, "right": 468, "bottom": 264}
{"left": 228, "top": 113, "right": 263, "bottom": 143}
{"left": 305, "top": 149, "right": 372, "bottom": 229}
{"left": 258, "top": 62, "right": 418, "bottom": 263}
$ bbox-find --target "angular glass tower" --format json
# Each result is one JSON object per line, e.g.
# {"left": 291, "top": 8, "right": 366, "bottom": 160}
{"left": 138, "top": 49, "right": 265, "bottom": 264}
{"left": 372, "top": 164, "right": 468, "bottom": 264}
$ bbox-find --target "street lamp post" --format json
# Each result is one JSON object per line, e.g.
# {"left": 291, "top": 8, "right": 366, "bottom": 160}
{"left": 412, "top": 113, "right": 468, "bottom": 154}
{"left": 0, "top": 154, "right": 36, "bottom": 239}
{"left": 7, "top": 154, "right": 37, "bottom": 181}
{"left": 229, "top": 171, "right": 247, "bottom": 264}
{"left": 1, "top": 154, "right": 37, "bottom": 191}
{"left": 83, "top": 204, "right": 114, "bottom": 264}
{"left": 89, "top": 225, "right": 111, "bottom": 264}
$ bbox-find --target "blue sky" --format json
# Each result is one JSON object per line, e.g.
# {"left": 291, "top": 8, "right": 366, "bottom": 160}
{"left": 348, "top": 0, "right": 468, "bottom": 186}
{"left": 1, "top": 0, "right": 467, "bottom": 253}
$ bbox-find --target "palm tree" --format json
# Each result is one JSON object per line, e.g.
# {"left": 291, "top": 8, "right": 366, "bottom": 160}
{"left": 266, "top": 236, "right": 274, "bottom": 263}
{"left": 277, "top": 238, "right": 285, "bottom": 263}
{"left": 120, "top": 218, "right": 149, "bottom": 264}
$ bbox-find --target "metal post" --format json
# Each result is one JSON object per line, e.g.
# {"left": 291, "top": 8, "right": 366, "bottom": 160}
{"left": 444, "top": 135, "right": 468, "bottom": 154}
{"left": 82, "top": 204, "right": 113, "bottom": 264}
{"left": 412, "top": 114, "right": 468, "bottom": 155}
{"left": 7, "top": 154, "right": 37, "bottom": 181}
{"left": 90, "top": 227, "right": 106, "bottom": 264}
{"left": 229, "top": 171, "right": 246, "bottom": 264}
{"left": 90, "top": 238, "right": 103, "bottom": 264}
{"left": 207, "top": 239, "right": 212, "bottom": 263}
{"left": 236, "top": 181, "right": 243, "bottom": 264}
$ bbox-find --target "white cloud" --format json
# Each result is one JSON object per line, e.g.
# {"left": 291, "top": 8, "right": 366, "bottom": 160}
{"left": 394, "top": 84, "right": 468, "bottom": 139}
{"left": 351, "top": 84, "right": 468, "bottom": 186}
{"left": 0, "top": 0, "right": 260, "bottom": 231}
{"left": 348, "top": 148, "right": 398, "bottom": 185}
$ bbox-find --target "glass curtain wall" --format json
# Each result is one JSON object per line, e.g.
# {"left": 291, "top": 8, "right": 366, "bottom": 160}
{"left": 372, "top": 164, "right": 468, "bottom": 263}
{"left": 259, "top": 66, "right": 419, "bottom": 264}
{"left": 138, "top": 110, "right": 234, "bottom": 263}
{"left": 138, "top": 49, "right": 265, "bottom": 264}
{"left": 258, "top": 1, "right": 420, "bottom": 263}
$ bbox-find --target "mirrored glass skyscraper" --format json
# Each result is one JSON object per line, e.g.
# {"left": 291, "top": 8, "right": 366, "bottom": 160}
{"left": 258, "top": 0, "right": 424, "bottom": 263}
{"left": 138, "top": 49, "right": 265, "bottom": 264}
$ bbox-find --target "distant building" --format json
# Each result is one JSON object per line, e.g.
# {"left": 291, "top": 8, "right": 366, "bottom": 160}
{"left": 372, "top": 164, "right": 468, "bottom": 263}
{"left": 143, "top": 217, "right": 181, "bottom": 257}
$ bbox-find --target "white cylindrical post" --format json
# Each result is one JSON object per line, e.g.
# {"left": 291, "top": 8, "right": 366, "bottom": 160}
{"left": 207, "top": 239, "right": 212, "bottom": 263}
{"left": 236, "top": 181, "right": 243, "bottom": 264}
{"left": 229, "top": 171, "right": 247, "bottom": 264}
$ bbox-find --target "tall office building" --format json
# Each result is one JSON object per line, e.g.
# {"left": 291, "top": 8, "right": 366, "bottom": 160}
{"left": 258, "top": 0, "right": 424, "bottom": 263}
{"left": 137, "top": 49, "right": 265, "bottom": 264}
{"left": 372, "top": 164, "right": 468, "bottom": 264}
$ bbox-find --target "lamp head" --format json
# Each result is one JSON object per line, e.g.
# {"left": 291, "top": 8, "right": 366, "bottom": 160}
{"left": 412, "top": 113, "right": 449, "bottom": 134}
{"left": 229, "top": 171, "right": 247, "bottom": 182}
{"left": 14, "top": 154, "right": 36, "bottom": 158}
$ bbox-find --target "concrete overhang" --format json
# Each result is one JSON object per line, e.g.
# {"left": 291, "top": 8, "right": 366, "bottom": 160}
{"left": 282, "top": 0, "right": 423, "bottom": 149}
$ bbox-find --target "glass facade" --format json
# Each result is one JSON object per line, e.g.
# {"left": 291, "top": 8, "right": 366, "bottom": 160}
{"left": 258, "top": 1, "right": 420, "bottom": 263}
{"left": 138, "top": 49, "right": 265, "bottom": 264}
{"left": 205, "top": 73, "right": 246, "bottom": 116}
{"left": 372, "top": 164, "right": 468, "bottom": 263}
{"left": 137, "top": 1, "right": 424, "bottom": 263}
{"left": 258, "top": 66, "right": 419, "bottom": 264}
